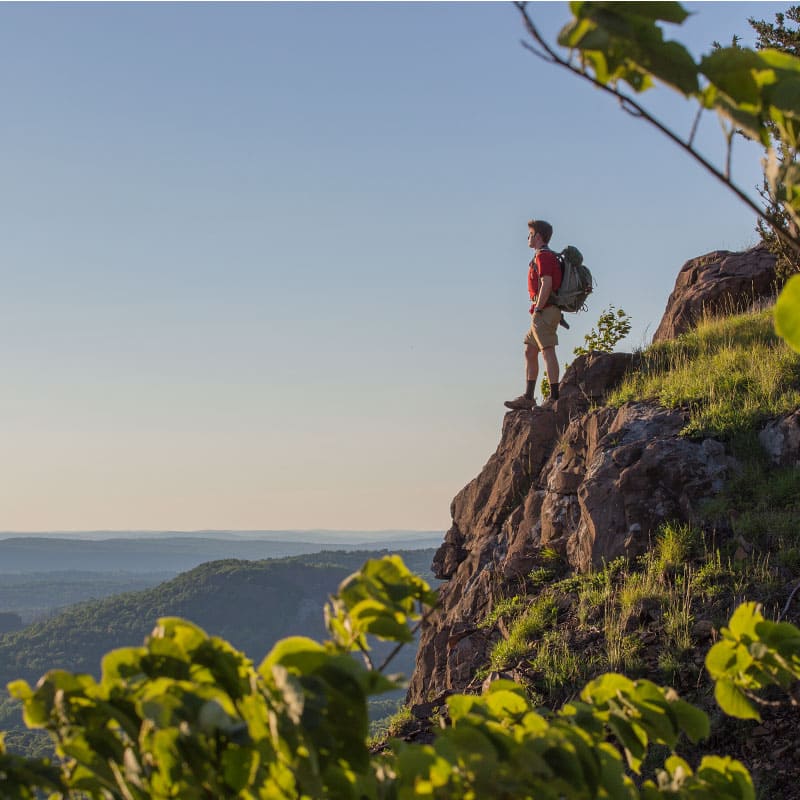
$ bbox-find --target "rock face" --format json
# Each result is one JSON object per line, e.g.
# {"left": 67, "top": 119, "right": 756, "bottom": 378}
{"left": 652, "top": 245, "right": 777, "bottom": 342}
{"left": 406, "top": 353, "right": 737, "bottom": 708}
{"left": 759, "top": 410, "right": 800, "bottom": 467}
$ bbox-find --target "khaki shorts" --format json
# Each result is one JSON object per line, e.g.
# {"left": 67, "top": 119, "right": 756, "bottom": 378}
{"left": 524, "top": 305, "right": 561, "bottom": 349}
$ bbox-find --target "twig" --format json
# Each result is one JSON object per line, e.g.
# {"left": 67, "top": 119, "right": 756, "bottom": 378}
{"left": 357, "top": 640, "right": 375, "bottom": 671}
{"left": 521, "top": 39, "right": 555, "bottom": 65}
{"left": 376, "top": 601, "right": 439, "bottom": 674}
{"left": 688, "top": 104, "right": 704, "bottom": 148}
{"left": 743, "top": 690, "right": 788, "bottom": 709}
{"left": 725, "top": 128, "right": 734, "bottom": 181}
{"left": 778, "top": 581, "right": 800, "bottom": 622}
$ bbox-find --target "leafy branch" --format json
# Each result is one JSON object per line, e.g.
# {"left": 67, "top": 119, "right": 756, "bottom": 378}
{"left": 515, "top": 1, "right": 800, "bottom": 260}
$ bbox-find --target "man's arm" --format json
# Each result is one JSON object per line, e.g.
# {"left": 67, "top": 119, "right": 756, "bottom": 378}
{"left": 534, "top": 275, "right": 552, "bottom": 311}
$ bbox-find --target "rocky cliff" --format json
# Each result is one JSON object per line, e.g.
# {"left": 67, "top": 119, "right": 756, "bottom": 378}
{"left": 652, "top": 244, "right": 777, "bottom": 342}
{"left": 406, "top": 358, "right": 739, "bottom": 706}
{"left": 406, "top": 245, "right": 784, "bottom": 710}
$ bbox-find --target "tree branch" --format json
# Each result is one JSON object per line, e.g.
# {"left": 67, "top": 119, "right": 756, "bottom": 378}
{"left": 778, "top": 581, "right": 800, "bottom": 622}
{"left": 515, "top": 3, "right": 800, "bottom": 258}
{"left": 375, "top": 601, "right": 438, "bottom": 675}
{"left": 688, "top": 104, "right": 704, "bottom": 149}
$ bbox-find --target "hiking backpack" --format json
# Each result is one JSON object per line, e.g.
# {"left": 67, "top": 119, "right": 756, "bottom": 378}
{"left": 551, "top": 245, "right": 594, "bottom": 313}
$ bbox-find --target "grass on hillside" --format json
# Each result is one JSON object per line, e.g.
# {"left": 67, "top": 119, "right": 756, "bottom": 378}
{"left": 477, "top": 520, "right": 790, "bottom": 706}
{"left": 608, "top": 308, "right": 800, "bottom": 438}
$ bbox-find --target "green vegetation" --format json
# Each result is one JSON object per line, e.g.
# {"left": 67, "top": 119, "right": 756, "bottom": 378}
{"left": 482, "top": 511, "right": 794, "bottom": 709}
{"left": 478, "top": 594, "right": 525, "bottom": 630}
{"left": 489, "top": 595, "right": 558, "bottom": 671}
{"left": 0, "top": 572, "right": 173, "bottom": 624}
{"left": 368, "top": 705, "right": 414, "bottom": 746}
{"left": 573, "top": 306, "right": 633, "bottom": 357}
{"left": 608, "top": 309, "right": 800, "bottom": 438}
{"left": 2, "top": 555, "right": 800, "bottom": 798}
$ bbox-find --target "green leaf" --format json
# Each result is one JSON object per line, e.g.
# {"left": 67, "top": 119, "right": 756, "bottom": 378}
{"left": 581, "top": 672, "right": 635, "bottom": 704}
{"left": 639, "top": 39, "right": 697, "bottom": 95}
{"left": 607, "top": 715, "right": 647, "bottom": 772}
{"left": 755, "top": 618, "right": 800, "bottom": 651}
{"left": 484, "top": 689, "right": 530, "bottom": 718}
{"left": 6, "top": 680, "right": 32, "bottom": 701}
{"left": 696, "top": 755, "right": 756, "bottom": 800}
{"left": 775, "top": 274, "right": 800, "bottom": 353}
{"left": 665, "top": 754, "right": 693, "bottom": 777}
{"left": 705, "top": 640, "right": 738, "bottom": 678}
{"left": 101, "top": 647, "right": 147, "bottom": 682}
{"left": 670, "top": 699, "right": 710, "bottom": 743}
{"left": 558, "top": 17, "right": 599, "bottom": 49}
{"left": 150, "top": 617, "right": 208, "bottom": 651}
{"left": 259, "top": 636, "right": 328, "bottom": 677}
{"left": 726, "top": 602, "right": 762, "bottom": 639}
{"left": 714, "top": 679, "right": 760, "bottom": 721}
{"left": 766, "top": 77, "right": 800, "bottom": 120}
{"left": 446, "top": 694, "right": 478, "bottom": 722}
{"left": 604, "top": 2, "right": 690, "bottom": 24}
{"left": 701, "top": 48, "right": 764, "bottom": 105}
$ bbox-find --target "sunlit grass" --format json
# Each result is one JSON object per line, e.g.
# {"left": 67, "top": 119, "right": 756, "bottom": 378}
{"left": 609, "top": 309, "right": 800, "bottom": 438}
{"left": 489, "top": 595, "right": 557, "bottom": 670}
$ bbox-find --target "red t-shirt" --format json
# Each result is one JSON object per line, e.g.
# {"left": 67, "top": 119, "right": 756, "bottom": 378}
{"left": 528, "top": 247, "right": 562, "bottom": 305}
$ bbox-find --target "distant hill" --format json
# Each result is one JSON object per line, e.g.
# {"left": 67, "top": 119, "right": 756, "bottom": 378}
{"left": 0, "top": 571, "right": 176, "bottom": 623}
{"left": 0, "top": 549, "right": 436, "bottom": 688}
{"left": 0, "top": 534, "right": 443, "bottom": 574}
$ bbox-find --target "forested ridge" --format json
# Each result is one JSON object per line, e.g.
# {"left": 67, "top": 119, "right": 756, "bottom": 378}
{"left": 0, "top": 549, "right": 435, "bottom": 688}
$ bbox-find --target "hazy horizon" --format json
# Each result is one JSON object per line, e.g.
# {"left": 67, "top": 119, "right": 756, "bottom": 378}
{"left": 0, "top": 529, "right": 444, "bottom": 542}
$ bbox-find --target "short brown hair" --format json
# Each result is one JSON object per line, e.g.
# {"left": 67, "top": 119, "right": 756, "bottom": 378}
{"left": 528, "top": 219, "right": 553, "bottom": 244}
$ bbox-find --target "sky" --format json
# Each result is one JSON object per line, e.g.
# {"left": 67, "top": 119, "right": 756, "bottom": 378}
{"left": 0, "top": 1, "right": 785, "bottom": 534}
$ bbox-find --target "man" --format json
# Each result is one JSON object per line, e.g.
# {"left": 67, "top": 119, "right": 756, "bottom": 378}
{"left": 504, "top": 219, "right": 562, "bottom": 410}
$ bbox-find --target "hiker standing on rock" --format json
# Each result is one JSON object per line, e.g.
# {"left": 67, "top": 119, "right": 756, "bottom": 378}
{"left": 504, "top": 218, "right": 562, "bottom": 410}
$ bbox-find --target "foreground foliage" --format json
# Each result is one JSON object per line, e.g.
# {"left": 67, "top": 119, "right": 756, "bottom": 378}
{"left": 1, "top": 554, "right": 799, "bottom": 799}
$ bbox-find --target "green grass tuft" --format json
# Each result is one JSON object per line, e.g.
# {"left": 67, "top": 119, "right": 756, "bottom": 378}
{"left": 489, "top": 595, "right": 558, "bottom": 669}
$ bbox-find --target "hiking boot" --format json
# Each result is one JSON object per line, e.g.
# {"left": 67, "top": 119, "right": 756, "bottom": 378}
{"left": 504, "top": 394, "right": 536, "bottom": 411}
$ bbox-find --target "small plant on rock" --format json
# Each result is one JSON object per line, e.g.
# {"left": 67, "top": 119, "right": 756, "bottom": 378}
{"left": 574, "top": 306, "right": 633, "bottom": 357}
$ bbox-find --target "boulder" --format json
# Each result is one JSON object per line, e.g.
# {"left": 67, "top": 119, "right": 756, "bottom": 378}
{"left": 652, "top": 245, "right": 777, "bottom": 342}
{"left": 557, "top": 351, "right": 639, "bottom": 413}
{"left": 759, "top": 410, "right": 800, "bottom": 467}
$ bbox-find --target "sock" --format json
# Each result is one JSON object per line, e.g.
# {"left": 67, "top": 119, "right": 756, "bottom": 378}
{"left": 550, "top": 382, "right": 560, "bottom": 401}
{"left": 525, "top": 380, "right": 536, "bottom": 400}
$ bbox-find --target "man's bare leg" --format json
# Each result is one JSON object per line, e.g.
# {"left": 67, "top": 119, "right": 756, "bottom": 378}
{"left": 525, "top": 343, "right": 539, "bottom": 385}
{"left": 505, "top": 344, "right": 540, "bottom": 410}
{"left": 542, "top": 346, "right": 559, "bottom": 400}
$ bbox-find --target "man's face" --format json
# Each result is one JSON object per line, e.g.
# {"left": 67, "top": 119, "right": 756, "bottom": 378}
{"left": 528, "top": 228, "right": 539, "bottom": 249}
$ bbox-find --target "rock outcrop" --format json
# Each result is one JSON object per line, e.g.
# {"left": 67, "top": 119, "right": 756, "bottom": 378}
{"left": 759, "top": 409, "right": 800, "bottom": 467}
{"left": 406, "top": 353, "right": 736, "bottom": 708}
{"left": 652, "top": 245, "right": 777, "bottom": 342}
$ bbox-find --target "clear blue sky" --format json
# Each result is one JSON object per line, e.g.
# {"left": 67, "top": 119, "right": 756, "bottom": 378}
{"left": 0, "top": 1, "right": 783, "bottom": 533}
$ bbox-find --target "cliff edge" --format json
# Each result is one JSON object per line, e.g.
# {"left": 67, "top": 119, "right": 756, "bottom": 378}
{"left": 407, "top": 244, "right": 787, "bottom": 709}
